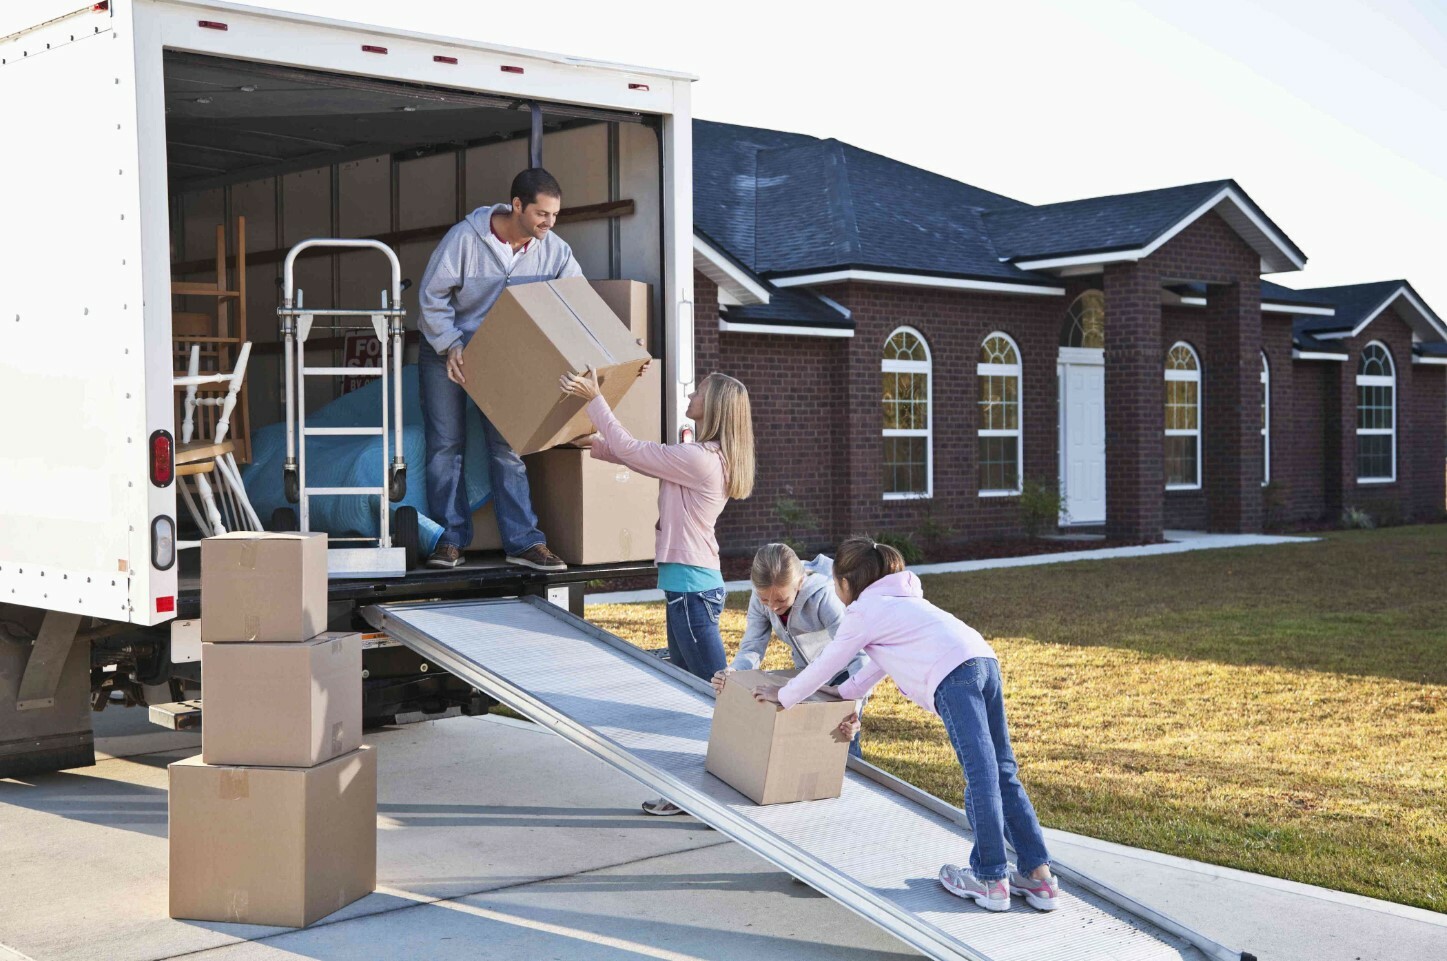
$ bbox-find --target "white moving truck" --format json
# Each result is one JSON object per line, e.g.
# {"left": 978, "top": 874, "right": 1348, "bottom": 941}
{"left": 0, "top": 0, "right": 697, "bottom": 775}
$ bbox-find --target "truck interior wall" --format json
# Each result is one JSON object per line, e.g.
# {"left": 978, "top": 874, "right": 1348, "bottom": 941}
{"left": 168, "top": 121, "right": 661, "bottom": 432}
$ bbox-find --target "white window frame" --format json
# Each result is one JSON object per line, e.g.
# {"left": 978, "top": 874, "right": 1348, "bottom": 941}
{"left": 978, "top": 331, "right": 1023, "bottom": 496}
{"left": 882, "top": 326, "right": 933, "bottom": 500}
{"left": 1355, "top": 341, "right": 1397, "bottom": 484}
{"left": 1165, "top": 341, "right": 1203, "bottom": 491}
{"left": 1261, "top": 351, "right": 1271, "bottom": 487}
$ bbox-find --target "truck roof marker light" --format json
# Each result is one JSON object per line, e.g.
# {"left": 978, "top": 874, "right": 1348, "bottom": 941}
{"left": 501, "top": 65, "right": 524, "bottom": 74}
{"left": 92, "top": 2, "right": 109, "bottom": 11}
{"left": 362, "top": 45, "right": 388, "bottom": 54}
{"left": 197, "top": 20, "right": 227, "bottom": 31}
{"left": 629, "top": 83, "right": 650, "bottom": 91}
{"left": 434, "top": 55, "right": 458, "bottom": 65}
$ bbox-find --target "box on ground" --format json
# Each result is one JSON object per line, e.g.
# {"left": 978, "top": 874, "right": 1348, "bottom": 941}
{"left": 201, "top": 632, "right": 362, "bottom": 767}
{"left": 523, "top": 448, "right": 657, "bottom": 566}
{"left": 461, "top": 278, "right": 650, "bottom": 455}
{"left": 169, "top": 746, "right": 377, "bottom": 928}
{"left": 201, "top": 532, "right": 328, "bottom": 643}
{"left": 589, "top": 279, "right": 651, "bottom": 350}
{"left": 705, "top": 669, "right": 855, "bottom": 805}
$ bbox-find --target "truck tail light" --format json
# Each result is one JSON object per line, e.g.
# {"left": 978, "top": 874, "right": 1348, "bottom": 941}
{"left": 156, "top": 595, "right": 175, "bottom": 614}
{"left": 150, "top": 430, "right": 174, "bottom": 487}
{"left": 151, "top": 516, "right": 176, "bottom": 572}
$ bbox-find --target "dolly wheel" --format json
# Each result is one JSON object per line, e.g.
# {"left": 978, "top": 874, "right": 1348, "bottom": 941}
{"left": 283, "top": 466, "right": 300, "bottom": 503}
{"left": 394, "top": 506, "right": 421, "bottom": 570}
{"left": 389, "top": 465, "right": 407, "bottom": 502}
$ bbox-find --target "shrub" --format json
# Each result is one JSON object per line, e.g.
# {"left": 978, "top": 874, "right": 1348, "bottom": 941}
{"left": 773, "top": 491, "right": 819, "bottom": 555}
{"left": 872, "top": 530, "right": 925, "bottom": 565}
{"left": 1019, "top": 477, "right": 1066, "bottom": 538}
{"left": 1340, "top": 506, "right": 1375, "bottom": 530}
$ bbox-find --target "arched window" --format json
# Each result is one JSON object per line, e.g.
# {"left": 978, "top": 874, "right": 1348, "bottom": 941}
{"left": 978, "top": 332, "right": 1022, "bottom": 495}
{"left": 882, "top": 327, "right": 931, "bottom": 498}
{"left": 1165, "top": 342, "right": 1202, "bottom": 489}
{"left": 1261, "top": 351, "right": 1271, "bottom": 486}
{"left": 1062, "top": 290, "right": 1106, "bottom": 349}
{"left": 1356, "top": 342, "right": 1395, "bottom": 483}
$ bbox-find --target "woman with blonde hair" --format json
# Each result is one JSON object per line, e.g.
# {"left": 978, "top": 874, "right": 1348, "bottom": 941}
{"left": 561, "top": 367, "right": 755, "bottom": 815}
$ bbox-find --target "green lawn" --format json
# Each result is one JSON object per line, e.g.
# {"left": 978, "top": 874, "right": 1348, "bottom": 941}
{"left": 587, "top": 525, "right": 1447, "bottom": 911}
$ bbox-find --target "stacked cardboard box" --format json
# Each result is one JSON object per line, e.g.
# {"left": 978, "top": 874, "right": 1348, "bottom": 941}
{"left": 468, "top": 279, "right": 660, "bottom": 561}
{"left": 169, "top": 532, "right": 376, "bottom": 928}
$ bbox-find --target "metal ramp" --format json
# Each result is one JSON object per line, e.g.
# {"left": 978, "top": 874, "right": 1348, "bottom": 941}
{"left": 366, "top": 597, "right": 1253, "bottom": 961}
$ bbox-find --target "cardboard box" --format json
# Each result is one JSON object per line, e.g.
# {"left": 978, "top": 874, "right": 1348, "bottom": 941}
{"left": 201, "top": 532, "right": 328, "bottom": 644}
{"left": 611, "top": 362, "right": 662, "bottom": 443}
{"left": 201, "top": 632, "right": 362, "bottom": 767}
{"left": 589, "top": 279, "right": 651, "bottom": 350}
{"left": 462, "top": 278, "right": 650, "bottom": 455}
{"left": 467, "top": 501, "right": 504, "bottom": 552}
{"left": 169, "top": 746, "right": 377, "bottom": 927}
{"left": 523, "top": 448, "right": 657, "bottom": 565}
{"left": 705, "top": 670, "right": 855, "bottom": 805}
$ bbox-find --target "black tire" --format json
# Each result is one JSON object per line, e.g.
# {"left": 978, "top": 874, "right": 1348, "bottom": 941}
{"left": 394, "top": 506, "right": 421, "bottom": 570}
{"left": 270, "top": 507, "right": 298, "bottom": 532}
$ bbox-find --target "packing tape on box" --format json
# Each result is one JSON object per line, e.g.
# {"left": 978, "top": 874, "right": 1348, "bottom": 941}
{"left": 237, "top": 541, "right": 258, "bottom": 571}
{"left": 332, "top": 721, "right": 345, "bottom": 753}
{"left": 219, "top": 769, "right": 250, "bottom": 800}
{"left": 243, "top": 612, "right": 262, "bottom": 642}
{"left": 545, "top": 280, "right": 619, "bottom": 365}
{"left": 226, "top": 890, "right": 249, "bottom": 921}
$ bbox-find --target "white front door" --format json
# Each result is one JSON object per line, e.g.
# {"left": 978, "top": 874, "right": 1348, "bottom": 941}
{"left": 1058, "top": 349, "right": 1106, "bottom": 525}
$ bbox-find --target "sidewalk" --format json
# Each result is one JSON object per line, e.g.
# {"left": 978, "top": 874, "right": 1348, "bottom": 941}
{"left": 586, "top": 530, "right": 1318, "bottom": 605}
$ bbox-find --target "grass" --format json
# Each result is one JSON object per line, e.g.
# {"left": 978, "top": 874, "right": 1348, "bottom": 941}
{"left": 586, "top": 524, "right": 1447, "bottom": 912}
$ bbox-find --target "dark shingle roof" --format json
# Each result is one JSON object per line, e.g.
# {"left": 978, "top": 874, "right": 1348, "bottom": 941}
{"left": 693, "top": 119, "right": 1056, "bottom": 287}
{"left": 1291, "top": 319, "right": 1350, "bottom": 357}
{"left": 1293, "top": 281, "right": 1415, "bottom": 335}
{"left": 721, "top": 287, "right": 852, "bottom": 331}
{"left": 983, "top": 182, "right": 1225, "bottom": 261}
{"left": 1261, "top": 280, "right": 1334, "bottom": 307}
{"left": 1415, "top": 341, "right": 1447, "bottom": 359}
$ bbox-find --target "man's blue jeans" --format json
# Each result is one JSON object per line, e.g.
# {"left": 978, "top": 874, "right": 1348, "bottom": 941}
{"left": 934, "top": 657, "right": 1051, "bottom": 882}
{"left": 663, "top": 588, "right": 728, "bottom": 681}
{"left": 418, "top": 348, "right": 544, "bottom": 555}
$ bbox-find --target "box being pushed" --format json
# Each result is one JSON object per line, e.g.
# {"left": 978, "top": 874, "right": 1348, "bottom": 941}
{"left": 705, "top": 669, "right": 856, "bottom": 805}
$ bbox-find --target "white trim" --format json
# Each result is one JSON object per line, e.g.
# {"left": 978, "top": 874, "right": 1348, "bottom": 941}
{"left": 977, "top": 332, "right": 1023, "bottom": 497}
{"left": 1412, "top": 354, "right": 1447, "bottom": 366}
{"left": 1057, "top": 346, "right": 1105, "bottom": 366}
{"left": 1355, "top": 341, "right": 1397, "bottom": 484}
{"left": 1292, "top": 349, "right": 1348, "bottom": 362}
{"left": 1016, "top": 185, "right": 1306, "bottom": 274}
{"left": 693, "top": 234, "right": 771, "bottom": 306}
{"left": 772, "top": 269, "right": 1065, "bottom": 296}
{"left": 1261, "top": 351, "right": 1270, "bottom": 487}
{"left": 718, "top": 319, "right": 853, "bottom": 338}
{"left": 1263, "top": 301, "right": 1335, "bottom": 317}
{"left": 1164, "top": 342, "right": 1203, "bottom": 490}
{"left": 882, "top": 326, "right": 933, "bottom": 499}
{"left": 978, "top": 490, "right": 1020, "bottom": 498}
{"left": 1337, "top": 286, "right": 1447, "bottom": 341}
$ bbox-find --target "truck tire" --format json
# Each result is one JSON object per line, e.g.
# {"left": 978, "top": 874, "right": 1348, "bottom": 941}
{"left": 269, "top": 507, "right": 298, "bottom": 532}
{"left": 394, "top": 506, "right": 420, "bottom": 570}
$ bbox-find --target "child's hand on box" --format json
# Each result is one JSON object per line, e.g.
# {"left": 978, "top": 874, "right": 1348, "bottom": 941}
{"left": 710, "top": 668, "right": 735, "bottom": 695}
{"left": 834, "top": 712, "right": 862, "bottom": 743}
{"left": 751, "top": 683, "right": 782, "bottom": 704}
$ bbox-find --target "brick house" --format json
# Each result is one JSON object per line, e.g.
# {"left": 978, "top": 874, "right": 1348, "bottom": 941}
{"left": 688, "top": 121, "right": 1447, "bottom": 553}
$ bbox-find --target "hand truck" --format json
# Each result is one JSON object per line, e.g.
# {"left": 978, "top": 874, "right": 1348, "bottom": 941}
{"left": 276, "top": 239, "right": 416, "bottom": 577}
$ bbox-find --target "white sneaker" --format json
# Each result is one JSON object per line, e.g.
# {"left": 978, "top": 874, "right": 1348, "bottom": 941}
{"left": 1008, "top": 868, "right": 1061, "bottom": 911}
{"left": 939, "top": 864, "right": 1010, "bottom": 911}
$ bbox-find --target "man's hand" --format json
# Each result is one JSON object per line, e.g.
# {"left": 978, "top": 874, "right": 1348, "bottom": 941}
{"left": 833, "top": 712, "right": 862, "bottom": 744}
{"left": 751, "top": 683, "right": 783, "bottom": 705}
{"left": 446, "top": 346, "right": 466, "bottom": 386}
{"left": 710, "top": 668, "right": 736, "bottom": 695}
{"left": 559, "top": 367, "right": 603, "bottom": 402}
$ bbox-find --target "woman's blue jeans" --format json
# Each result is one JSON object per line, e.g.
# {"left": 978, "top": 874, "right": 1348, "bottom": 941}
{"left": 934, "top": 657, "right": 1051, "bottom": 882}
{"left": 663, "top": 588, "right": 728, "bottom": 681}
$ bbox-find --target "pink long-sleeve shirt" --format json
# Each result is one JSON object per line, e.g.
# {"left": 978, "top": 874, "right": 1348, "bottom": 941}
{"left": 778, "top": 571, "right": 997, "bottom": 715}
{"left": 585, "top": 395, "right": 728, "bottom": 569}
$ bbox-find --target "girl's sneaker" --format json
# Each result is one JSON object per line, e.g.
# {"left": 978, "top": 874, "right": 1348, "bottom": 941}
{"left": 1008, "top": 869, "right": 1061, "bottom": 911}
{"left": 938, "top": 864, "right": 1010, "bottom": 911}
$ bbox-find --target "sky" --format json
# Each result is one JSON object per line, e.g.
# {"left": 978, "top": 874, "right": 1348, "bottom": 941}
{"left": 12, "top": 0, "right": 1446, "bottom": 310}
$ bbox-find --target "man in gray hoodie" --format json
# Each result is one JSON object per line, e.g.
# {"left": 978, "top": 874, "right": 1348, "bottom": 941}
{"left": 417, "top": 168, "right": 582, "bottom": 570}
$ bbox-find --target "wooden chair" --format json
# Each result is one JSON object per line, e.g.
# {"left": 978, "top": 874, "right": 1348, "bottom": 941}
{"left": 174, "top": 343, "right": 260, "bottom": 543}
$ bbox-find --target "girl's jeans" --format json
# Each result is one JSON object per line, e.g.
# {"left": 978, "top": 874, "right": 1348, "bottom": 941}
{"left": 933, "top": 657, "right": 1051, "bottom": 882}
{"left": 664, "top": 588, "right": 728, "bottom": 680}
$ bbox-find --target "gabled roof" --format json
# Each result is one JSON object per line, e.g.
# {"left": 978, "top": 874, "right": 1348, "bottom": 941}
{"left": 981, "top": 180, "right": 1306, "bottom": 273}
{"left": 1261, "top": 280, "right": 1335, "bottom": 314}
{"left": 1293, "top": 280, "right": 1447, "bottom": 343}
{"left": 719, "top": 287, "right": 854, "bottom": 335}
{"left": 1291, "top": 318, "right": 1350, "bottom": 360}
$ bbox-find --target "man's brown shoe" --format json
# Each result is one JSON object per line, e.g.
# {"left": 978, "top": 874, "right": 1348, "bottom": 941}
{"left": 506, "top": 543, "right": 567, "bottom": 572}
{"left": 427, "top": 543, "right": 463, "bottom": 569}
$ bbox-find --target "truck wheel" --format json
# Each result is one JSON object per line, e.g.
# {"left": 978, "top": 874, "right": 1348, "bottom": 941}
{"left": 394, "top": 506, "right": 420, "bottom": 570}
{"left": 270, "top": 507, "right": 298, "bottom": 532}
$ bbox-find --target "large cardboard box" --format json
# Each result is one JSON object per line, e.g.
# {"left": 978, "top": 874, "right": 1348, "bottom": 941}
{"left": 611, "top": 362, "right": 662, "bottom": 443}
{"left": 462, "top": 278, "right": 650, "bottom": 455}
{"left": 201, "top": 532, "right": 328, "bottom": 644}
{"left": 467, "top": 501, "right": 504, "bottom": 552}
{"left": 201, "top": 632, "right": 362, "bottom": 767}
{"left": 169, "top": 746, "right": 377, "bottom": 927}
{"left": 589, "top": 279, "right": 651, "bottom": 350}
{"left": 705, "top": 670, "right": 855, "bottom": 805}
{"left": 523, "top": 448, "right": 657, "bottom": 565}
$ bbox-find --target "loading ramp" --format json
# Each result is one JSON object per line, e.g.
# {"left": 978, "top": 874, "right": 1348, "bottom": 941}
{"left": 365, "top": 597, "right": 1256, "bottom": 961}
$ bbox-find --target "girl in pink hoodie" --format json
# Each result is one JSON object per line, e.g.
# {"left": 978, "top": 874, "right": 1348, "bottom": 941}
{"left": 562, "top": 367, "right": 756, "bottom": 816}
{"left": 752, "top": 536, "right": 1060, "bottom": 913}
